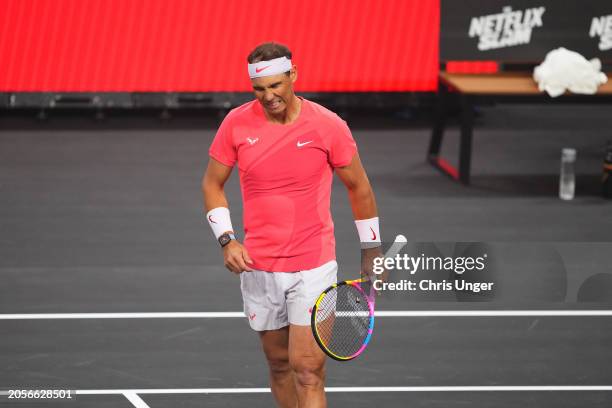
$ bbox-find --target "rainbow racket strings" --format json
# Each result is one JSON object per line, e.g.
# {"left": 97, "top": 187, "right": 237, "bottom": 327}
{"left": 311, "top": 235, "right": 407, "bottom": 361}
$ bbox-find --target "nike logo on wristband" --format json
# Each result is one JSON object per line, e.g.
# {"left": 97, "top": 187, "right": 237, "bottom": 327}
{"left": 370, "top": 227, "right": 377, "bottom": 240}
{"left": 255, "top": 66, "right": 271, "bottom": 73}
{"left": 249, "top": 313, "right": 256, "bottom": 320}
{"left": 208, "top": 215, "right": 217, "bottom": 224}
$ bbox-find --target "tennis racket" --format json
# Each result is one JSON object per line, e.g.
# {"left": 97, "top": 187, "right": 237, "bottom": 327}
{"left": 311, "top": 234, "right": 408, "bottom": 361}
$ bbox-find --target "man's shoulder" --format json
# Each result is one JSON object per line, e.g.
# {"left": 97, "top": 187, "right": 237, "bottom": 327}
{"left": 223, "top": 100, "right": 258, "bottom": 123}
{"left": 303, "top": 98, "right": 344, "bottom": 125}
{"left": 302, "top": 99, "right": 351, "bottom": 138}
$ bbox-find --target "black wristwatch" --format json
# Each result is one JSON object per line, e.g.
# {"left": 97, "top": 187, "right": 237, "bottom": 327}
{"left": 218, "top": 232, "right": 236, "bottom": 247}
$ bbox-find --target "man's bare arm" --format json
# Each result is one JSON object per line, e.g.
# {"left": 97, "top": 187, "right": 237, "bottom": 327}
{"left": 202, "top": 158, "right": 252, "bottom": 273}
{"left": 335, "top": 153, "right": 378, "bottom": 220}
{"left": 202, "top": 158, "right": 233, "bottom": 212}
{"left": 336, "top": 153, "right": 386, "bottom": 284}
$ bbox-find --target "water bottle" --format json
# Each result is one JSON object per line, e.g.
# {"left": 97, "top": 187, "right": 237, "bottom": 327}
{"left": 603, "top": 141, "right": 612, "bottom": 199}
{"left": 559, "top": 148, "right": 576, "bottom": 200}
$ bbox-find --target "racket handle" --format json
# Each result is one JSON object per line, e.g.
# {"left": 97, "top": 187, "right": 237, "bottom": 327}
{"left": 385, "top": 234, "right": 408, "bottom": 258}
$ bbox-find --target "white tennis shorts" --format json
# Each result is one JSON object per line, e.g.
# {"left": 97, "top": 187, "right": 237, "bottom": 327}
{"left": 239, "top": 260, "right": 338, "bottom": 331}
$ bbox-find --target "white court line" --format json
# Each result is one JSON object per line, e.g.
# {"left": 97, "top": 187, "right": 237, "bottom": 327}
{"left": 123, "top": 392, "right": 150, "bottom": 408}
{"left": 377, "top": 310, "right": 612, "bottom": 317}
{"left": 73, "top": 386, "right": 612, "bottom": 394}
{"left": 0, "top": 312, "right": 244, "bottom": 319}
{"left": 3, "top": 386, "right": 612, "bottom": 407}
{"left": 6, "top": 386, "right": 612, "bottom": 396}
{"left": 1, "top": 310, "right": 612, "bottom": 319}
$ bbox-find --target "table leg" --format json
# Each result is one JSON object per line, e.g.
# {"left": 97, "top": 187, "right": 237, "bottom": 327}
{"left": 428, "top": 82, "right": 447, "bottom": 157}
{"left": 459, "top": 95, "right": 473, "bottom": 185}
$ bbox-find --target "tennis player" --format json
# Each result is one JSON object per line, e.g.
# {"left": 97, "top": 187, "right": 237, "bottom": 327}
{"left": 202, "top": 42, "right": 382, "bottom": 408}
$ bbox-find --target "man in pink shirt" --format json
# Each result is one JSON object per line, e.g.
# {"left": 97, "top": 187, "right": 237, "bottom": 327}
{"left": 202, "top": 42, "right": 381, "bottom": 408}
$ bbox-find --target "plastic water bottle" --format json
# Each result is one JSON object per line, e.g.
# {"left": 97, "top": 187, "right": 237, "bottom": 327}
{"left": 559, "top": 148, "right": 576, "bottom": 200}
{"left": 603, "top": 141, "right": 612, "bottom": 199}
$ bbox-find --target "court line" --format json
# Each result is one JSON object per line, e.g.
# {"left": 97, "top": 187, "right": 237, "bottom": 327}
{"left": 75, "top": 385, "right": 612, "bottom": 394}
{"left": 2, "top": 386, "right": 611, "bottom": 397}
{"left": 123, "top": 392, "right": 150, "bottom": 408}
{"left": 1, "top": 310, "right": 612, "bottom": 320}
{"left": 4, "top": 385, "right": 612, "bottom": 408}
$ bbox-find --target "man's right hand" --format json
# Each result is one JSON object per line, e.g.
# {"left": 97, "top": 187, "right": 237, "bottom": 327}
{"left": 223, "top": 240, "right": 253, "bottom": 274}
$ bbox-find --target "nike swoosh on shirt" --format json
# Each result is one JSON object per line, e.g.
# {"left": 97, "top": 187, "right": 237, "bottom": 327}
{"left": 297, "top": 141, "right": 313, "bottom": 147}
{"left": 255, "top": 66, "right": 271, "bottom": 73}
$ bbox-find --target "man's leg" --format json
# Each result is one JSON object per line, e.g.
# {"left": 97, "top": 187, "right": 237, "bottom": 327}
{"left": 259, "top": 326, "right": 298, "bottom": 408}
{"left": 288, "top": 324, "right": 327, "bottom": 408}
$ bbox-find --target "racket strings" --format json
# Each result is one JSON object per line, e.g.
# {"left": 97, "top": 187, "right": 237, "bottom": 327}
{"left": 314, "top": 283, "right": 372, "bottom": 358}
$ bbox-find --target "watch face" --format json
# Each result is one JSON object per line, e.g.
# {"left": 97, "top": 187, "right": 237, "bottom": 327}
{"left": 219, "top": 234, "right": 231, "bottom": 247}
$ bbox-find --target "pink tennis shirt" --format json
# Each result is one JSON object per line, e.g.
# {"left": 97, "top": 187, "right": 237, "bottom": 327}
{"left": 209, "top": 98, "right": 357, "bottom": 272}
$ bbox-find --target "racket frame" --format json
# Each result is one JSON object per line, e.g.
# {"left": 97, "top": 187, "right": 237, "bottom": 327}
{"left": 310, "top": 278, "right": 375, "bottom": 362}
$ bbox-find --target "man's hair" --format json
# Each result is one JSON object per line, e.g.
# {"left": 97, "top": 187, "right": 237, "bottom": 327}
{"left": 247, "top": 42, "right": 292, "bottom": 64}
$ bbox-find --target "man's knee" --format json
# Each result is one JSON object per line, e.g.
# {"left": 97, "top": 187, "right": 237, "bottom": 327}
{"left": 289, "top": 356, "right": 325, "bottom": 388}
{"left": 259, "top": 328, "right": 292, "bottom": 380}
{"left": 267, "top": 356, "right": 292, "bottom": 379}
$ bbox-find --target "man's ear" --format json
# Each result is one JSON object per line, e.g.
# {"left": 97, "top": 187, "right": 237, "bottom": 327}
{"left": 290, "top": 65, "right": 298, "bottom": 83}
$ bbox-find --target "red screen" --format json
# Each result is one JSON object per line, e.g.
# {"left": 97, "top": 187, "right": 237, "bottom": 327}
{"left": 0, "top": 0, "right": 439, "bottom": 92}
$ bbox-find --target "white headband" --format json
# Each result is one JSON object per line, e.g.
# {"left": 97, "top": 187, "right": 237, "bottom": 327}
{"left": 248, "top": 56, "right": 292, "bottom": 79}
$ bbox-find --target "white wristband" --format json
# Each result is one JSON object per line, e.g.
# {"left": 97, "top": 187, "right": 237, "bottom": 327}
{"left": 355, "top": 217, "right": 381, "bottom": 248}
{"left": 206, "top": 207, "right": 234, "bottom": 239}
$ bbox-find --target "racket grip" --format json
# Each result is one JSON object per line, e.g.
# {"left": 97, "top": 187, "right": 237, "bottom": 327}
{"left": 384, "top": 234, "right": 408, "bottom": 258}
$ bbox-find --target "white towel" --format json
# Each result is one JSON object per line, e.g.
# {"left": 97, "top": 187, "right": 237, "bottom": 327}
{"left": 533, "top": 47, "right": 608, "bottom": 97}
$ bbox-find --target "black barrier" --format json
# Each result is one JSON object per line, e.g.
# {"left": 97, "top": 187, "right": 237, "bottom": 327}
{"left": 441, "top": 0, "right": 612, "bottom": 62}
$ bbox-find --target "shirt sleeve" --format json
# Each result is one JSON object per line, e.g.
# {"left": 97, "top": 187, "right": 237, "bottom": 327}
{"left": 328, "top": 118, "right": 357, "bottom": 168}
{"left": 209, "top": 113, "right": 237, "bottom": 167}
